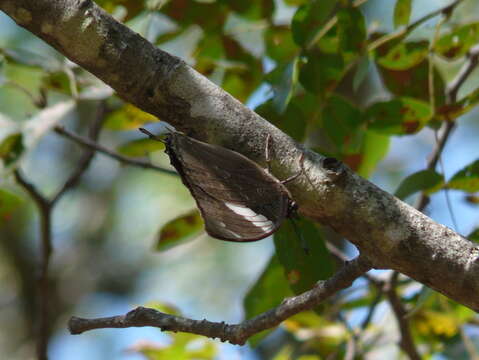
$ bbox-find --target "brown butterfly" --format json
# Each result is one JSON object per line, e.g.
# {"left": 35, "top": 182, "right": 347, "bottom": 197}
{"left": 140, "top": 128, "right": 300, "bottom": 242}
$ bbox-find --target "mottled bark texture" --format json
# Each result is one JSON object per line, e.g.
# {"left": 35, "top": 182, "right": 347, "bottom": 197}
{"left": 2, "top": 0, "right": 479, "bottom": 310}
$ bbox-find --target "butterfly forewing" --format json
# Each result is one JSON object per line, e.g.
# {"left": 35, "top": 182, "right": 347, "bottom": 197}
{"left": 166, "top": 133, "right": 293, "bottom": 241}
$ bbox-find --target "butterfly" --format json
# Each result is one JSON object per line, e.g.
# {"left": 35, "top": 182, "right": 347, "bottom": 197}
{"left": 140, "top": 128, "right": 301, "bottom": 242}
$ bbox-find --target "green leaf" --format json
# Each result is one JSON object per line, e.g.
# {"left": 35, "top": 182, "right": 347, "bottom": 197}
{"left": 285, "top": 0, "right": 308, "bottom": 4}
{"left": 142, "top": 301, "right": 181, "bottom": 316}
{"left": 156, "top": 209, "right": 204, "bottom": 251}
{"left": 217, "top": 36, "right": 263, "bottom": 102}
{"left": 468, "top": 228, "right": 479, "bottom": 243}
{"left": 0, "top": 188, "right": 23, "bottom": 221}
{"left": 291, "top": 0, "right": 337, "bottom": 47}
{"left": 224, "top": 0, "right": 275, "bottom": 21}
{"left": 377, "top": 41, "right": 429, "bottom": 71}
{"left": 393, "top": 0, "right": 412, "bottom": 28}
{"left": 274, "top": 218, "right": 335, "bottom": 295}
{"left": 255, "top": 98, "right": 306, "bottom": 142}
{"left": 104, "top": 103, "right": 158, "bottom": 130}
{"left": 405, "top": 286, "right": 435, "bottom": 319}
{"left": 135, "top": 332, "right": 217, "bottom": 359}
{"left": 356, "top": 131, "right": 390, "bottom": 178}
{"left": 244, "top": 255, "right": 293, "bottom": 346}
{"left": 161, "top": 0, "right": 227, "bottom": 32}
{"left": 394, "top": 169, "right": 444, "bottom": 200}
{"left": 117, "top": 138, "right": 165, "bottom": 157}
{"left": 437, "top": 87, "right": 479, "bottom": 121}
{"left": 0, "top": 133, "right": 23, "bottom": 166}
{"left": 353, "top": 55, "right": 370, "bottom": 91}
{"left": 265, "top": 25, "right": 298, "bottom": 62}
{"left": 337, "top": 6, "right": 366, "bottom": 61}
{"left": 447, "top": 159, "right": 479, "bottom": 192}
{"left": 266, "top": 57, "right": 300, "bottom": 113}
{"left": 0, "top": 54, "right": 6, "bottom": 86}
{"left": 376, "top": 44, "right": 446, "bottom": 106}
{"left": 299, "top": 51, "right": 344, "bottom": 94}
{"left": 364, "top": 97, "right": 432, "bottom": 135}
{"left": 436, "top": 22, "right": 479, "bottom": 60}
{"left": 322, "top": 95, "right": 363, "bottom": 152}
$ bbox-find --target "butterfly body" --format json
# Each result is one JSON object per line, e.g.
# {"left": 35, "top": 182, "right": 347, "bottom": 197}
{"left": 164, "top": 132, "right": 295, "bottom": 242}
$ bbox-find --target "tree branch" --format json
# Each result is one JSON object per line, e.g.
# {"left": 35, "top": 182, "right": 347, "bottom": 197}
{"left": 53, "top": 126, "right": 177, "bottom": 176}
{"left": 446, "top": 44, "right": 479, "bottom": 104}
{"left": 13, "top": 102, "right": 114, "bottom": 360}
{"left": 368, "top": 0, "right": 465, "bottom": 51}
{"left": 51, "top": 102, "right": 107, "bottom": 204}
{"left": 416, "top": 43, "right": 479, "bottom": 211}
{"left": 385, "top": 273, "right": 421, "bottom": 360}
{"left": 68, "top": 255, "right": 372, "bottom": 344}
{"left": 13, "top": 170, "right": 52, "bottom": 360}
{"left": 3, "top": 0, "right": 479, "bottom": 311}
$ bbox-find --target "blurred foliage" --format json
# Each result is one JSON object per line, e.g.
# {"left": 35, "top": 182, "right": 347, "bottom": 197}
{"left": 156, "top": 209, "right": 204, "bottom": 251}
{"left": 2, "top": 0, "right": 479, "bottom": 359}
{"left": 394, "top": 169, "right": 444, "bottom": 200}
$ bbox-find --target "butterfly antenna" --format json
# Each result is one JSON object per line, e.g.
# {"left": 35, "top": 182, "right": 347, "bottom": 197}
{"left": 139, "top": 128, "right": 166, "bottom": 143}
{"left": 290, "top": 218, "right": 309, "bottom": 255}
{"left": 164, "top": 124, "right": 176, "bottom": 134}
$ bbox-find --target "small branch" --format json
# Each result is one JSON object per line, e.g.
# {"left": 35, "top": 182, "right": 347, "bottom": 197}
{"left": 51, "top": 103, "right": 107, "bottom": 204}
{"left": 360, "top": 289, "right": 382, "bottom": 330}
{"left": 69, "top": 256, "right": 372, "bottom": 344}
{"left": 54, "top": 126, "right": 177, "bottom": 176}
{"left": 13, "top": 169, "right": 52, "bottom": 360}
{"left": 368, "top": 0, "right": 465, "bottom": 52}
{"left": 416, "top": 44, "right": 479, "bottom": 210}
{"left": 385, "top": 273, "right": 421, "bottom": 360}
{"left": 394, "top": 27, "right": 477, "bottom": 359}
{"left": 336, "top": 312, "right": 360, "bottom": 360}
{"left": 446, "top": 44, "right": 479, "bottom": 104}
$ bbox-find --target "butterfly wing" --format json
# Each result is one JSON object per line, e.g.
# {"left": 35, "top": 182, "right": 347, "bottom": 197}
{"left": 166, "top": 133, "right": 292, "bottom": 241}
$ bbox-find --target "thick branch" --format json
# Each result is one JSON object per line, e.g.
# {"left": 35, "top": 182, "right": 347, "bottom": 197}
{"left": 69, "top": 256, "right": 372, "bottom": 344}
{"left": 3, "top": 0, "right": 479, "bottom": 311}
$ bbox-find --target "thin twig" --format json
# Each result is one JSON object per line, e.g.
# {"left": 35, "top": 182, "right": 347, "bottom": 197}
{"left": 446, "top": 44, "right": 479, "bottom": 104}
{"left": 415, "top": 43, "right": 479, "bottom": 210}
{"left": 51, "top": 103, "right": 107, "bottom": 204}
{"left": 368, "top": 0, "right": 465, "bottom": 52}
{"left": 336, "top": 312, "right": 360, "bottom": 360}
{"left": 360, "top": 289, "right": 382, "bottom": 330}
{"left": 14, "top": 103, "right": 114, "bottom": 360}
{"left": 54, "top": 126, "right": 177, "bottom": 176}
{"left": 385, "top": 272, "right": 421, "bottom": 360}
{"left": 387, "top": 14, "right": 476, "bottom": 357}
{"left": 69, "top": 256, "right": 372, "bottom": 344}
{"left": 13, "top": 170, "right": 51, "bottom": 360}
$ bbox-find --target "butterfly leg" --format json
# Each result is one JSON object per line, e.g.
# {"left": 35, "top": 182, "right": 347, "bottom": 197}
{"left": 281, "top": 153, "right": 305, "bottom": 184}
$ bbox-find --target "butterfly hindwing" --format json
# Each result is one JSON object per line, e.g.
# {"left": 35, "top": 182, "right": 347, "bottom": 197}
{"left": 166, "top": 133, "right": 293, "bottom": 242}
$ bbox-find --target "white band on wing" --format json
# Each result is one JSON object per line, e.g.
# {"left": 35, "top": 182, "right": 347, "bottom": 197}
{"left": 224, "top": 202, "right": 274, "bottom": 232}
